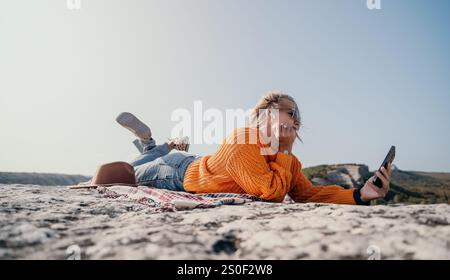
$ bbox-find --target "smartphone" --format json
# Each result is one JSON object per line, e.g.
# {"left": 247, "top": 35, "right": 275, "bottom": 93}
{"left": 373, "top": 146, "right": 396, "bottom": 188}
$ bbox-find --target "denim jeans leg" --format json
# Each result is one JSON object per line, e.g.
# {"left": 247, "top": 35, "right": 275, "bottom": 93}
{"left": 129, "top": 141, "right": 171, "bottom": 168}
{"left": 134, "top": 152, "right": 201, "bottom": 191}
{"left": 132, "top": 139, "right": 144, "bottom": 153}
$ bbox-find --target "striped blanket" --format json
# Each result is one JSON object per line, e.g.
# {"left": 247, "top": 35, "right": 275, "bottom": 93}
{"left": 97, "top": 185, "right": 265, "bottom": 212}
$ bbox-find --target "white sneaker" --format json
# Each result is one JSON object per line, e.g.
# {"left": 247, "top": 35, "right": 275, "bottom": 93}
{"left": 116, "top": 112, "right": 152, "bottom": 141}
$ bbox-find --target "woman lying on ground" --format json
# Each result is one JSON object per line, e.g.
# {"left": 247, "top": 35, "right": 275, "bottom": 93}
{"left": 115, "top": 91, "right": 391, "bottom": 205}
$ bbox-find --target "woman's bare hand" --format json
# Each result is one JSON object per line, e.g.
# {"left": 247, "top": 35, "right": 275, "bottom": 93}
{"left": 278, "top": 122, "right": 296, "bottom": 154}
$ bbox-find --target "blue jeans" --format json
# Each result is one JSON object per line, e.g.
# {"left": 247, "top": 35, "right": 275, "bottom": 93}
{"left": 129, "top": 138, "right": 201, "bottom": 191}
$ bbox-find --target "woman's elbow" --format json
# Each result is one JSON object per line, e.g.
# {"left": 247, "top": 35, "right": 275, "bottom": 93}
{"left": 259, "top": 189, "right": 288, "bottom": 203}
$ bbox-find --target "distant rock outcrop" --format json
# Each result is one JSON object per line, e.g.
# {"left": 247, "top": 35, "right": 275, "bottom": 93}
{"left": 309, "top": 164, "right": 370, "bottom": 189}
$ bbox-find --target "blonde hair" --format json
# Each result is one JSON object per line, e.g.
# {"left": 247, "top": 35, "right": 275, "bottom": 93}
{"left": 250, "top": 90, "right": 302, "bottom": 142}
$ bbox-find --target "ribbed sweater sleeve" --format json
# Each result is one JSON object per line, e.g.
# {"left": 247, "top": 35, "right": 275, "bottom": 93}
{"left": 225, "top": 143, "right": 293, "bottom": 202}
{"left": 288, "top": 159, "right": 357, "bottom": 205}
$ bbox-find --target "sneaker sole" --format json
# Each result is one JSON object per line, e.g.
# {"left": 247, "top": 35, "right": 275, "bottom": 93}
{"left": 116, "top": 112, "right": 152, "bottom": 140}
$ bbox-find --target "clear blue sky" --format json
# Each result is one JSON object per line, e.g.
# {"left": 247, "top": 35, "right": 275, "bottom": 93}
{"left": 1, "top": 0, "right": 449, "bottom": 175}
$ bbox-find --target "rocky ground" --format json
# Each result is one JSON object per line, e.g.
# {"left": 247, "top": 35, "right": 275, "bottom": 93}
{"left": 1, "top": 184, "right": 449, "bottom": 260}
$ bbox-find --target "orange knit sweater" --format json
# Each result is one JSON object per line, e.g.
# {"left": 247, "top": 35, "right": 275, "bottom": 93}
{"left": 183, "top": 127, "right": 357, "bottom": 204}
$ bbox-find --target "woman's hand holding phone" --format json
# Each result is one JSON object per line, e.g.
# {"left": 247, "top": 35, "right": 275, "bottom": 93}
{"left": 360, "top": 162, "right": 392, "bottom": 202}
